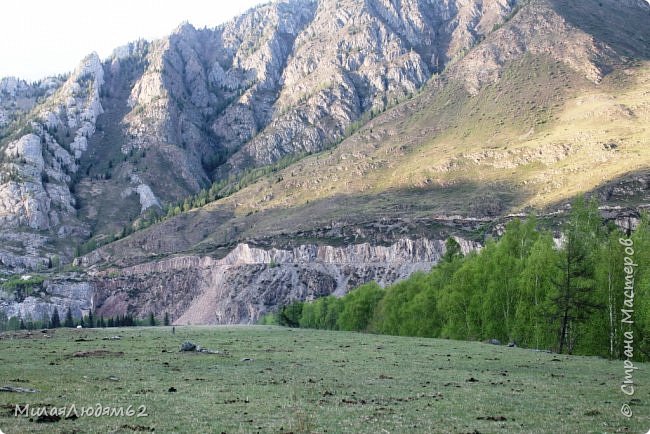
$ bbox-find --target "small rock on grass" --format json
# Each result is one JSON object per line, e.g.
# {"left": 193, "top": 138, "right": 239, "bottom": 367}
{"left": 180, "top": 341, "right": 196, "bottom": 352}
{"left": 0, "top": 385, "right": 38, "bottom": 393}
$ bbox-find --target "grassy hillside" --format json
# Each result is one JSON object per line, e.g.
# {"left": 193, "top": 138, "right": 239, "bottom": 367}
{"left": 72, "top": 0, "right": 650, "bottom": 268}
{"left": 0, "top": 326, "right": 648, "bottom": 433}
{"left": 223, "top": 57, "right": 649, "bottom": 216}
{"left": 86, "top": 56, "right": 650, "bottom": 266}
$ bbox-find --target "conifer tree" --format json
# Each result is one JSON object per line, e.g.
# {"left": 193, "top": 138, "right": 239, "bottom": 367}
{"left": 552, "top": 196, "right": 603, "bottom": 354}
{"left": 64, "top": 307, "right": 74, "bottom": 328}
{"left": 50, "top": 308, "right": 61, "bottom": 328}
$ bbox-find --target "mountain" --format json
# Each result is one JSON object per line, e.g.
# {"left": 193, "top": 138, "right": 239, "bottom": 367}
{"left": 1, "top": 0, "right": 649, "bottom": 324}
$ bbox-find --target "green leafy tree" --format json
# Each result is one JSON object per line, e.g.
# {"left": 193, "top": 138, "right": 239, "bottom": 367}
{"left": 442, "top": 237, "right": 463, "bottom": 263}
{"left": 373, "top": 276, "right": 422, "bottom": 335}
{"left": 514, "top": 234, "right": 559, "bottom": 349}
{"left": 337, "top": 282, "right": 385, "bottom": 331}
{"left": 439, "top": 251, "right": 486, "bottom": 340}
{"left": 482, "top": 218, "right": 540, "bottom": 341}
{"left": 630, "top": 214, "right": 650, "bottom": 360}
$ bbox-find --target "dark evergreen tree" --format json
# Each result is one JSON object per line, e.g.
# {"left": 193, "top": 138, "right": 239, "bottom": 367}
{"left": 551, "top": 196, "right": 603, "bottom": 354}
{"left": 40, "top": 312, "right": 49, "bottom": 329}
{"left": 50, "top": 308, "right": 61, "bottom": 328}
{"left": 87, "top": 310, "right": 94, "bottom": 328}
{"left": 64, "top": 307, "right": 74, "bottom": 328}
{"left": 278, "top": 302, "right": 303, "bottom": 327}
{"left": 148, "top": 312, "right": 156, "bottom": 326}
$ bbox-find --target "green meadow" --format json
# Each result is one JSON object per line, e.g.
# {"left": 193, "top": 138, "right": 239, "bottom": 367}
{"left": 0, "top": 326, "right": 648, "bottom": 433}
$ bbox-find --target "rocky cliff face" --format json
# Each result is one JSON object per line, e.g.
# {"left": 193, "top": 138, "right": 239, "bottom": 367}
{"left": 0, "top": 0, "right": 521, "bottom": 272}
{"left": 0, "top": 0, "right": 649, "bottom": 326}
{"left": 0, "top": 54, "right": 105, "bottom": 270}
{"left": 90, "top": 237, "right": 479, "bottom": 324}
{"left": 0, "top": 277, "right": 93, "bottom": 324}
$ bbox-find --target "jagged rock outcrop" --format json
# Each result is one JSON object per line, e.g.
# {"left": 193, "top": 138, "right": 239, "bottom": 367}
{"left": 0, "top": 0, "right": 520, "bottom": 272}
{"left": 0, "top": 0, "right": 649, "bottom": 325}
{"left": 223, "top": 0, "right": 517, "bottom": 172}
{"left": 0, "top": 278, "right": 93, "bottom": 323}
{"left": 0, "top": 76, "right": 62, "bottom": 129}
{"left": 91, "top": 237, "right": 479, "bottom": 324}
{"left": 0, "top": 54, "right": 105, "bottom": 270}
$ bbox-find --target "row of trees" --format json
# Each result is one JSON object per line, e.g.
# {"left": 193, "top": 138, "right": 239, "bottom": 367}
{"left": 0, "top": 308, "right": 172, "bottom": 331}
{"left": 72, "top": 152, "right": 310, "bottom": 258}
{"left": 264, "top": 197, "right": 649, "bottom": 360}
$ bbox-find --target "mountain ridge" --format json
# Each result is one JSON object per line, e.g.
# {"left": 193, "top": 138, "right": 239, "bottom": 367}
{"left": 1, "top": 0, "right": 649, "bottom": 324}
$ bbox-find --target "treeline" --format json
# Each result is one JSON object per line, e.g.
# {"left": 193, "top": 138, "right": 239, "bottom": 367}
{"left": 0, "top": 308, "right": 172, "bottom": 332}
{"left": 73, "top": 152, "right": 310, "bottom": 258}
{"left": 161, "top": 151, "right": 309, "bottom": 221}
{"left": 263, "top": 197, "right": 650, "bottom": 360}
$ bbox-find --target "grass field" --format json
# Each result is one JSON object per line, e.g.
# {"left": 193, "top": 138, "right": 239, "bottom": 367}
{"left": 0, "top": 326, "right": 648, "bottom": 433}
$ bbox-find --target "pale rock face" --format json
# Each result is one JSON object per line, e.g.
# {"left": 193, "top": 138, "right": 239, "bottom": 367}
{"left": 0, "top": 134, "right": 49, "bottom": 230}
{"left": 90, "top": 237, "right": 481, "bottom": 324}
{"left": 120, "top": 174, "right": 162, "bottom": 213}
{"left": 4, "top": 134, "right": 45, "bottom": 176}
{"left": 0, "top": 53, "right": 104, "bottom": 269}
{"left": 446, "top": 0, "right": 622, "bottom": 94}
{"left": 135, "top": 184, "right": 161, "bottom": 212}
{"left": 0, "top": 77, "right": 27, "bottom": 97}
{"left": 0, "top": 280, "right": 94, "bottom": 322}
{"left": 117, "top": 0, "right": 518, "bottom": 193}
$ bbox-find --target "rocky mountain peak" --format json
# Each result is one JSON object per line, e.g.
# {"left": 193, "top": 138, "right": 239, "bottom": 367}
{"left": 1, "top": 0, "right": 649, "bottom": 324}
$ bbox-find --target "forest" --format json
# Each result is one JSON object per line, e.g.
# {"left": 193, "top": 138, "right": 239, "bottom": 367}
{"left": 263, "top": 197, "right": 650, "bottom": 361}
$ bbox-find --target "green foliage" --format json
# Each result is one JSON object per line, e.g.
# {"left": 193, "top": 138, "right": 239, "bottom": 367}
{"left": 257, "top": 312, "right": 279, "bottom": 325}
{"left": 442, "top": 237, "right": 463, "bottom": 263}
{"left": 278, "top": 302, "right": 305, "bottom": 328}
{"left": 273, "top": 198, "right": 650, "bottom": 360}
{"left": 337, "top": 282, "right": 384, "bottom": 332}
{"left": 1, "top": 274, "right": 45, "bottom": 299}
{"left": 551, "top": 196, "right": 603, "bottom": 354}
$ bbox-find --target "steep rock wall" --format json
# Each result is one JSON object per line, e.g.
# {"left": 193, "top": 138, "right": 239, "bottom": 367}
{"left": 91, "top": 237, "right": 479, "bottom": 324}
